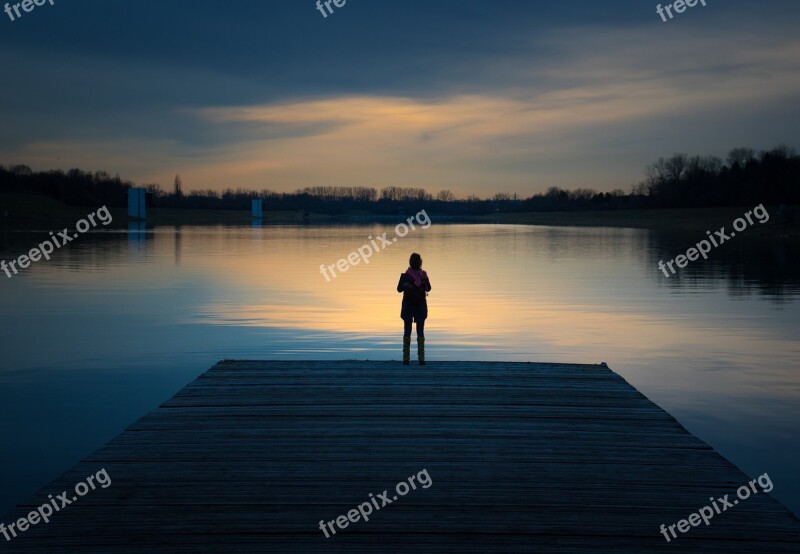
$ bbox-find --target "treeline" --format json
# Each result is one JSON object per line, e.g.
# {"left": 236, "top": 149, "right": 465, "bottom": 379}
{"left": 515, "top": 145, "right": 800, "bottom": 211}
{"left": 153, "top": 183, "right": 458, "bottom": 214}
{"left": 0, "top": 166, "right": 131, "bottom": 207}
{"left": 638, "top": 146, "right": 800, "bottom": 208}
{"left": 1, "top": 145, "right": 798, "bottom": 215}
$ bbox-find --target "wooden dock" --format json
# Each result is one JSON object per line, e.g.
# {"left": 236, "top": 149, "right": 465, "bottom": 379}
{"left": 3, "top": 360, "right": 799, "bottom": 552}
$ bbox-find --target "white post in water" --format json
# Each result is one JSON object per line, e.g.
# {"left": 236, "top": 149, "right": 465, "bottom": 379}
{"left": 252, "top": 199, "right": 263, "bottom": 218}
{"left": 128, "top": 188, "right": 146, "bottom": 219}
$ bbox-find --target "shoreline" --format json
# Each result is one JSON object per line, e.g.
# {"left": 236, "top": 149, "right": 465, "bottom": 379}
{"left": 2, "top": 193, "right": 798, "bottom": 237}
{"left": 472, "top": 206, "right": 800, "bottom": 236}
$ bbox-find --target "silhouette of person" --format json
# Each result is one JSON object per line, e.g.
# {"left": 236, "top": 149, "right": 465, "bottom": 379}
{"left": 397, "top": 253, "right": 431, "bottom": 365}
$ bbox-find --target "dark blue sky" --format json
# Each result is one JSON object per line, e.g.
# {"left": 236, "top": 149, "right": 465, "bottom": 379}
{"left": 1, "top": 0, "right": 799, "bottom": 194}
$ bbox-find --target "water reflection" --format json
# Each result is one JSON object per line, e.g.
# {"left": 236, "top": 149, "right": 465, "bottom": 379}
{"left": 647, "top": 230, "right": 800, "bottom": 301}
{"left": 0, "top": 224, "right": 797, "bottom": 516}
{"left": 127, "top": 221, "right": 148, "bottom": 258}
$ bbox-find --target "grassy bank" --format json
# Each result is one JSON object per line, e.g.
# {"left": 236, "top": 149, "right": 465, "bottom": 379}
{"left": 0, "top": 193, "right": 331, "bottom": 228}
{"left": 1, "top": 192, "right": 797, "bottom": 236}
{"left": 473, "top": 206, "right": 800, "bottom": 236}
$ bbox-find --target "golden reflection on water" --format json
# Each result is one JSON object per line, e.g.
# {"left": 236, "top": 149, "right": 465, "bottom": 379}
{"left": 170, "top": 223, "right": 800, "bottom": 513}
{"left": 2, "top": 223, "right": 799, "bottom": 515}
{"left": 166, "top": 225, "right": 799, "bottom": 398}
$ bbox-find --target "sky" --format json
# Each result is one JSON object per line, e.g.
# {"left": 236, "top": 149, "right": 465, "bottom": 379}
{"left": 1, "top": 0, "right": 799, "bottom": 197}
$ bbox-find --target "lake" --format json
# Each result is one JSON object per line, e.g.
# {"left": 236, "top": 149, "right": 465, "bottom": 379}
{"left": 1, "top": 222, "right": 798, "bottom": 516}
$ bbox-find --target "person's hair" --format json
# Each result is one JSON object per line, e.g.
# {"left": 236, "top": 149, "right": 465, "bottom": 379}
{"left": 409, "top": 253, "right": 422, "bottom": 270}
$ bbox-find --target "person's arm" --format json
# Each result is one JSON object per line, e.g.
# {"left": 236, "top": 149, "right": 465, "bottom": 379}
{"left": 424, "top": 276, "right": 431, "bottom": 292}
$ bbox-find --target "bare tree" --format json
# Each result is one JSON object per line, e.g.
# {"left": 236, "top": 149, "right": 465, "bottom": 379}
{"left": 664, "top": 154, "right": 688, "bottom": 182}
{"left": 727, "top": 147, "right": 756, "bottom": 168}
{"left": 145, "top": 183, "right": 164, "bottom": 199}
{"left": 436, "top": 190, "right": 455, "bottom": 202}
{"left": 569, "top": 188, "right": 597, "bottom": 201}
{"left": 686, "top": 155, "right": 722, "bottom": 176}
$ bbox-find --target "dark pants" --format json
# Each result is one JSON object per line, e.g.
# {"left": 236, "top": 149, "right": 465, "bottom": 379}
{"left": 403, "top": 318, "right": 425, "bottom": 338}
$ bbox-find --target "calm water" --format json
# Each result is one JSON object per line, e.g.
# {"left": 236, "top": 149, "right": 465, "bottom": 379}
{"left": 1, "top": 223, "right": 799, "bottom": 516}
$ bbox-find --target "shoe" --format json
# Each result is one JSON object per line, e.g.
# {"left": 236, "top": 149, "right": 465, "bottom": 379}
{"left": 417, "top": 337, "right": 425, "bottom": 365}
{"left": 403, "top": 337, "right": 411, "bottom": 365}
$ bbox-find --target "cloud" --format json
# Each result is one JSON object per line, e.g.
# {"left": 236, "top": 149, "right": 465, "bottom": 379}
{"left": 2, "top": 10, "right": 800, "bottom": 195}
{"left": 177, "top": 24, "right": 800, "bottom": 193}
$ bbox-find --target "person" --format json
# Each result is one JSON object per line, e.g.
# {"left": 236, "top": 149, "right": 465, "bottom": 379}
{"left": 397, "top": 253, "right": 431, "bottom": 365}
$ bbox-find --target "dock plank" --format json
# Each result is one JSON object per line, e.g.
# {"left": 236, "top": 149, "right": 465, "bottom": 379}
{"left": 2, "top": 360, "right": 799, "bottom": 553}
